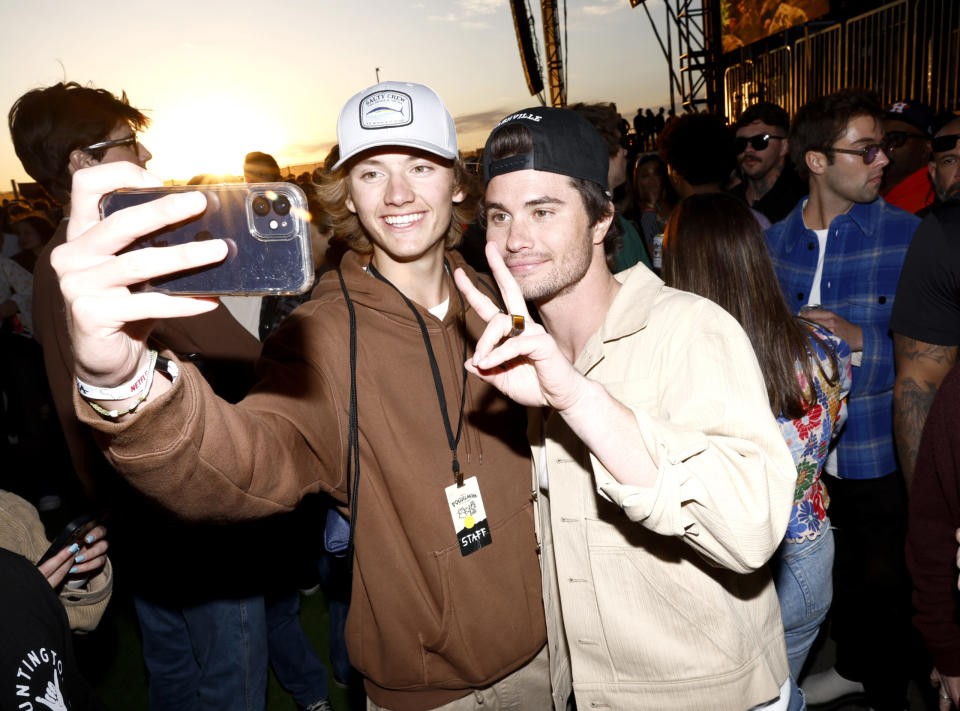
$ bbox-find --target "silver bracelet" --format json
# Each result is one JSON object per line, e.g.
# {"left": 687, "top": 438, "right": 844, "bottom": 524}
{"left": 76, "top": 350, "right": 158, "bottom": 401}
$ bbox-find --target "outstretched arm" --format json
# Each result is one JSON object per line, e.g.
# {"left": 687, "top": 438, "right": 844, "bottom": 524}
{"left": 51, "top": 162, "right": 226, "bottom": 417}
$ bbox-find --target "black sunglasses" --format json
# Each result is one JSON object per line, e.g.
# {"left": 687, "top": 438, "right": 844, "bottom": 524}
{"left": 885, "top": 130, "right": 929, "bottom": 149}
{"left": 933, "top": 134, "right": 960, "bottom": 153}
{"left": 82, "top": 135, "right": 138, "bottom": 152}
{"left": 829, "top": 143, "right": 887, "bottom": 165}
{"left": 735, "top": 133, "right": 786, "bottom": 153}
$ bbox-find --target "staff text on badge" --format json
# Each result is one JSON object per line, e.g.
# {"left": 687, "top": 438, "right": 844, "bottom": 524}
{"left": 445, "top": 476, "right": 492, "bottom": 556}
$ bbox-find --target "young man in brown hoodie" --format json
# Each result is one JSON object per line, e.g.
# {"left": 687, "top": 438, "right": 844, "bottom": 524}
{"left": 50, "top": 81, "right": 549, "bottom": 711}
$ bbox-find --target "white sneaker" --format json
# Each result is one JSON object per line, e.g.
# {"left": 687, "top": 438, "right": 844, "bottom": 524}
{"left": 298, "top": 700, "right": 333, "bottom": 711}
{"left": 801, "top": 667, "right": 865, "bottom": 706}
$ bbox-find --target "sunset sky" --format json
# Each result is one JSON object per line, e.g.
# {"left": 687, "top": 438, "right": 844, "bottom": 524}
{"left": 0, "top": 0, "right": 672, "bottom": 187}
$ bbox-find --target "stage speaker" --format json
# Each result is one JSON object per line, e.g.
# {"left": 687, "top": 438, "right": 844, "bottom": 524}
{"left": 510, "top": 0, "right": 544, "bottom": 96}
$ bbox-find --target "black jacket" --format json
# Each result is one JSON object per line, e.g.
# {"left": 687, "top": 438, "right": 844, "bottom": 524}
{"left": 0, "top": 548, "right": 104, "bottom": 711}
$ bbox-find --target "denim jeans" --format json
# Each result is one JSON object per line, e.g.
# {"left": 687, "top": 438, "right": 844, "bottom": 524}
{"left": 134, "top": 594, "right": 268, "bottom": 711}
{"left": 770, "top": 523, "right": 835, "bottom": 680}
{"left": 317, "top": 549, "right": 353, "bottom": 683}
{"left": 787, "top": 676, "right": 807, "bottom": 711}
{"left": 265, "top": 589, "right": 329, "bottom": 706}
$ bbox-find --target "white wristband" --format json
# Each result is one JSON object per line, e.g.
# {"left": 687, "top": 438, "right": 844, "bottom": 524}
{"left": 77, "top": 350, "right": 158, "bottom": 401}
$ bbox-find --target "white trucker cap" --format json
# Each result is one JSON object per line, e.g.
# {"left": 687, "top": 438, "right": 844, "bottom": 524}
{"left": 332, "top": 81, "right": 459, "bottom": 170}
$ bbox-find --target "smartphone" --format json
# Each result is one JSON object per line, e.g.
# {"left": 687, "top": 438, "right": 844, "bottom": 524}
{"left": 37, "top": 514, "right": 100, "bottom": 567}
{"left": 100, "top": 183, "right": 314, "bottom": 296}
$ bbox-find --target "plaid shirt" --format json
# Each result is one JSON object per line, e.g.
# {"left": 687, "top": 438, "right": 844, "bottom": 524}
{"left": 766, "top": 198, "right": 919, "bottom": 479}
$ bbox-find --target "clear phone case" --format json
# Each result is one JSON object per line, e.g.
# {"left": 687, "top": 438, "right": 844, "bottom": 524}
{"left": 100, "top": 182, "right": 314, "bottom": 296}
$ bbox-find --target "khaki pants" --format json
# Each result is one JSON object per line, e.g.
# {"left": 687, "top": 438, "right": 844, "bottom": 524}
{"left": 367, "top": 645, "right": 552, "bottom": 711}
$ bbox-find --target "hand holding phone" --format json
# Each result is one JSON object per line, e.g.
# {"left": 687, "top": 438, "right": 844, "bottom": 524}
{"left": 53, "top": 162, "right": 227, "bottom": 402}
{"left": 37, "top": 517, "right": 108, "bottom": 590}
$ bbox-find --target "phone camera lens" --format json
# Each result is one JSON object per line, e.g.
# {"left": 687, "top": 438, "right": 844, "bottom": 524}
{"left": 252, "top": 195, "right": 270, "bottom": 216}
{"left": 273, "top": 195, "right": 291, "bottom": 216}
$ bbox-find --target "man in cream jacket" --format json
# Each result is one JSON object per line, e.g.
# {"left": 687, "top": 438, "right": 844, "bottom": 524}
{"left": 454, "top": 107, "right": 798, "bottom": 710}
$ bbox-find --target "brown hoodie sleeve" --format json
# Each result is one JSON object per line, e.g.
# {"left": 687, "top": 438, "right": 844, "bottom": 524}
{"left": 75, "top": 298, "right": 350, "bottom": 522}
{"left": 33, "top": 224, "right": 261, "bottom": 499}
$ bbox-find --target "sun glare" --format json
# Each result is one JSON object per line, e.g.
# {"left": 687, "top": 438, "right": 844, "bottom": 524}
{"left": 140, "top": 95, "right": 285, "bottom": 183}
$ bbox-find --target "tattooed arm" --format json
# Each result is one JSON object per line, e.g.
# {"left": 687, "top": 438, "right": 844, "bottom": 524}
{"left": 894, "top": 334, "right": 958, "bottom": 490}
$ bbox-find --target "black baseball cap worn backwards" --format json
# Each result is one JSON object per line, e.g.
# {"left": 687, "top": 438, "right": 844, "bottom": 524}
{"left": 482, "top": 107, "right": 611, "bottom": 198}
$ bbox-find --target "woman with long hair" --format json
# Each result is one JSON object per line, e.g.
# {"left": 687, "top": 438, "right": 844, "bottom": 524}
{"left": 629, "top": 154, "right": 677, "bottom": 271}
{"left": 662, "top": 192, "right": 852, "bottom": 682}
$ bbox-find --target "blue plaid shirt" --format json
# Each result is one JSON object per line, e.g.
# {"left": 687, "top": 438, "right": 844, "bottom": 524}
{"left": 766, "top": 198, "right": 919, "bottom": 479}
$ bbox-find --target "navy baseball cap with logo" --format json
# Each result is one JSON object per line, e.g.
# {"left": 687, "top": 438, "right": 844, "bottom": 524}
{"left": 885, "top": 99, "right": 934, "bottom": 136}
{"left": 332, "top": 81, "right": 458, "bottom": 170}
{"left": 482, "top": 107, "right": 611, "bottom": 197}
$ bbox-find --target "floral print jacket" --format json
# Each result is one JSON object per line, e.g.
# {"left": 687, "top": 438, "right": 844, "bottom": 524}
{"left": 778, "top": 321, "right": 852, "bottom": 543}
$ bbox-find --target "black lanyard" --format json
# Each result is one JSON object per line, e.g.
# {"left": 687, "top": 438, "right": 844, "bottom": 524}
{"left": 368, "top": 260, "right": 469, "bottom": 487}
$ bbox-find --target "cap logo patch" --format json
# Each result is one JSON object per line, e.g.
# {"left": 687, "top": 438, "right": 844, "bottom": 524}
{"left": 360, "top": 91, "right": 413, "bottom": 129}
{"left": 890, "top": 101, "right": 909, "bottom": 114}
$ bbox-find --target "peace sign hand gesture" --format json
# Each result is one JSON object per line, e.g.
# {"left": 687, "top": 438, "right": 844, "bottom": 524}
{"left": 453, "top": 242, "right": 588, "bottom": 412}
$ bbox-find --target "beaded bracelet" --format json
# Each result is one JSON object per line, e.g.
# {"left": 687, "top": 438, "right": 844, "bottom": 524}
{"left": 79, "top": 350, "right": 158, "bottom": 419}
{"left": 84, "top": 384, "right": 153, "bottom": 419}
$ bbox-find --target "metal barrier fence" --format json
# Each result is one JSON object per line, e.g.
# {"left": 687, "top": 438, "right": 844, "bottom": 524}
{"left": 723, "top": 62, "right": 753, "bottom": 119}
{"left": 723, "top": 0, "right": 958, "bottom": 122}
{"left": 913, "top": 0, "right": 960, "bottom": 113}
{"left": 757, "top": 46, "right": 792, "bottom": 113}
{"left": 794, "top": 24, "right": 844, "bottom": 110}
{"left": 845, "top": 0, "right": 911, "bottom": 105}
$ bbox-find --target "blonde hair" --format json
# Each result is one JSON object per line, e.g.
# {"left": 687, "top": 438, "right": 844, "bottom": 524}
{"left": 315, "top": 156, "right": 478, "bottom": 254}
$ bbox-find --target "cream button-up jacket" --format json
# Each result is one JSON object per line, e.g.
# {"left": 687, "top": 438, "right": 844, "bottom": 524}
{"left": 532, "top": 265, "right": 795, "bottom": 711}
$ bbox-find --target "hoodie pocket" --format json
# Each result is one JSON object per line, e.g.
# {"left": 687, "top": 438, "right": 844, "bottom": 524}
{"left": 420, "top": 504, "right": 544, "bottom": 687}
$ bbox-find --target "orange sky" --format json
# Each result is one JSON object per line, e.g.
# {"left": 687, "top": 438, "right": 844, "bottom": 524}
{"left": 1, "top": 0, "right": 672, "bottom": 187}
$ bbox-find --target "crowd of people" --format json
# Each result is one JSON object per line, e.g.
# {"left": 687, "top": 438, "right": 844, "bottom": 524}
{"left": 0, "top": 76, "right": 958, "bottom": 711}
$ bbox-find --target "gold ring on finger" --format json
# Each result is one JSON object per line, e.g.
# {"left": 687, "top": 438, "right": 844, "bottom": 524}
{"left": 507, "top": 314, "right": 525, "bottom": 338}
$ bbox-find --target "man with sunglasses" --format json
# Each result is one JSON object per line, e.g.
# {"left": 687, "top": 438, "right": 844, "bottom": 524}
{"left": 882, "top": 100, "right": 935, "bottom": 214}
{"left": 731, "top": 102, "right": 807, "bottom": 224}
{"left": 660, "top": 111, "right": 771, "bottom": 231}
{"left": 765, "top": 90, "right": 920, "bottom": 711}
{"left": 8, "top": 83, "right": 158, "bottom": 504}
